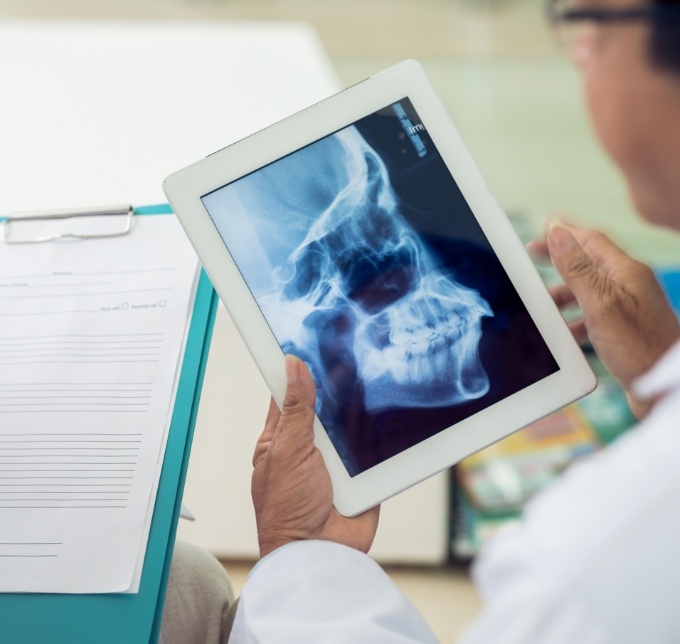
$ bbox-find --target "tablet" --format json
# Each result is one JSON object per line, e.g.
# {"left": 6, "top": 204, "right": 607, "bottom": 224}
{"left": 163, "top": 60, "right": 596, "bottom": 517}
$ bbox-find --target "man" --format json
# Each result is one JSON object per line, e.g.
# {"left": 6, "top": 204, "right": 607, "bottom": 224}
{"left": 164, "top": 0, "right": 680, "bottom": 641}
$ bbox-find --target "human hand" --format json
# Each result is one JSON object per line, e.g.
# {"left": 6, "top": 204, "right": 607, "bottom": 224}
{"left": 528, "top": 222, "right": 680, "bottom": 419}
{"left": 251, "top": 355, "right": 380, "bottom": 558}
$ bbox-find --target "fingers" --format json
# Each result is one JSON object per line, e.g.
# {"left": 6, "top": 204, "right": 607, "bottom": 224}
{"left": 252, "top": 357, "right": 383, "bottom": 556}
{"left": 350, "top": 505, "right": 381, "bottom": 554}
{"left": 253, "top": 356, "right": 317, "bottom": 467}
{"left": 548, "top": 284, "right": 589, "bottom": 343}
{"left": 253, "top": 397, "right": 280, "bottom": 467}
{"left": 264, "top": 397, "right": 281, "bottom": 434}
{"left": 547, "top": 223, "right": 607, "bottom": 306}
{"left": 549, "top": 283, "right": 578, "bottom": 310}
{"left": 564, "top": 225, "right": 630, "bottom": 276}
{"left": 277, "top": 355, "right": 317, "bottom": 441}
{"left": 526, "top": 214, "right": 574, "bottom": 260}
{"left": 265, "top": 355, "right": 318, "bottom": 472}
{"left": 284, "top": 354, "right": 316, "bottom": 403}
{"left": 567, "top": 319, "right": 589, "bottom": 345}
{"left": 525, "top": 237, "right": 549, "bottom": 259}
{"left": 359, "top": 505, "right": 381, "bottom": 533}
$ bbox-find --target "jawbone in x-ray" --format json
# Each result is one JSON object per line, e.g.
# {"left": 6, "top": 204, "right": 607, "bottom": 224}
{"left": 202, "top": 99, "right": 559, "bottom": 476}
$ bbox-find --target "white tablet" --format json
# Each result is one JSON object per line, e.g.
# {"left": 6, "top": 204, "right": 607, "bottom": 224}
{"left": 163, "top": 60, "right": 596, "bottom": 517}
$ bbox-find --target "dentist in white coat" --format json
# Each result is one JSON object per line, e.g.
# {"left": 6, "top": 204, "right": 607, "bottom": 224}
{"left": 194, "top": 0, "right": 680, "bottom": 641}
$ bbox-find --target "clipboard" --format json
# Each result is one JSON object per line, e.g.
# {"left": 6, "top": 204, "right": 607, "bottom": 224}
{"left": 0, "top": 204, "right": 218, "bottom": 644}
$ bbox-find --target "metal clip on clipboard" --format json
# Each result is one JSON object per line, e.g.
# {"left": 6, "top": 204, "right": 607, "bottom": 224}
{"left": 0, "top": 204, "right": 134, "bottom": 244}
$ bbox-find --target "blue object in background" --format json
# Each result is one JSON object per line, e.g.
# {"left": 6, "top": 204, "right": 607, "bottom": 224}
{"left": 655, "top": 268, "right": 680, "bottom": 317}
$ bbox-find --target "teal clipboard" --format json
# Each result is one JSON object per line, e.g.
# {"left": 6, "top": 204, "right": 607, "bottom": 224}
{"left": 0, "top": 204, "right": 218, "bottom": 644}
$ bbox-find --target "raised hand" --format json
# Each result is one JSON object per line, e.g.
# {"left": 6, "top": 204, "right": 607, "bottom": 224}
{"left": 251, "top": 355, "right": 380, "bottom": 558}
{"left": 529, "top": 222, "right": 680, "bottom": 418}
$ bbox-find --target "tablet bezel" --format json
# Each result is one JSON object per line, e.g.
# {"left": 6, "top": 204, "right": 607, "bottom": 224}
{"left": 163, "top": 60, "right": 596, "bottom": 517}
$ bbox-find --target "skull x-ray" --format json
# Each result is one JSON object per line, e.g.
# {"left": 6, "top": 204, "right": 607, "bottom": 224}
{"left": 202, "top": 99, "right": 559, "bottom": 476}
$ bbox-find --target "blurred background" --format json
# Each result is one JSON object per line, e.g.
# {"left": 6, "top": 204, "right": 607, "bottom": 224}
{"left": 3, "top": 0, "right": 678, "bottom": 261}
{"left": 2, "top": 1, "right": 679, "bottom": 641}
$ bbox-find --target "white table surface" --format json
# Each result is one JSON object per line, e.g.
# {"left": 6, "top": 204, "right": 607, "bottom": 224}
{"left": 1, "top": 20, "right": 450, "bottom": 563}
{"left": 0, "top": 20, "right": 338, "bottom": 212}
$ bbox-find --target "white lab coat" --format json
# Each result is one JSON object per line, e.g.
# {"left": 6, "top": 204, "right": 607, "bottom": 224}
{"left": 230, "top": 341, "right": 680, "bottom": 643}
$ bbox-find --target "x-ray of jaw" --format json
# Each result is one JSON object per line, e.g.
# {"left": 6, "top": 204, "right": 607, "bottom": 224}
{"left": 203, "top": 124, "right": 494, "bottom": 421}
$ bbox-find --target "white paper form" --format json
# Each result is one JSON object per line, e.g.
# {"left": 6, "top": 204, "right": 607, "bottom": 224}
{"left": 0, "top": 215, "right": 199, "bottom": 593}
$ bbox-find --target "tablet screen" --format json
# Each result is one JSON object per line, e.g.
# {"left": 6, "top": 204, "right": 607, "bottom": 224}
{"left": 201, "top": 97, "right": 559, "bottom": 477}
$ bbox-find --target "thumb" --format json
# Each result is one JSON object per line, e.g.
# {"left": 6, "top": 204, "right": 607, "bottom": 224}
{"left": 546, "top": 223, "right": 605, "bottom": 305}
{"left": 276, "top": 355, "right": 317, "bottom": 446}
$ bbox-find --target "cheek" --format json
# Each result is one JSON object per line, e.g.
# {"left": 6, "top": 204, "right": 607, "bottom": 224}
{"left": 584, "top": 75, "right": 656, "bottom": 216}
{"left": 583, "top": 71, "right": 637, "bottom": 172}
{"left": 581, "top": 58, "right": 674, "bottom": 224}
{"left": 580, "top": 31, "right": 658, "bottom": 180}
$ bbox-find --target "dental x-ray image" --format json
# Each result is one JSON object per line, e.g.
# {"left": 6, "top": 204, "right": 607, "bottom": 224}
{"left": 202, "top": 98, "right": 559, "bottom": 476}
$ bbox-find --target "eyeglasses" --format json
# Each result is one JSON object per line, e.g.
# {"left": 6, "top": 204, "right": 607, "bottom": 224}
{"left": 547, "top": 0, "right": 680, "bottom": 51}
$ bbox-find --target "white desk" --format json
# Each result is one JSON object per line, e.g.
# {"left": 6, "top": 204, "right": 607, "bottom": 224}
{"left": 0, "top": 20, "right": 449, "bottom": 564}
{"left": 0, "top": 21, "right": 339, "bottom": 212}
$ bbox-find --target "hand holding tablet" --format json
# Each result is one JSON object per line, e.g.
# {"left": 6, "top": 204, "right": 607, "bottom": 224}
{"left": 164, "top": 60, "right": 596, "bottom": 516}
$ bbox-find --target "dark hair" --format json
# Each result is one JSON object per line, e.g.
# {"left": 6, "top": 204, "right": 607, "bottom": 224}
{"left": 650, "top": 0, "right": 680, "bottom": 72}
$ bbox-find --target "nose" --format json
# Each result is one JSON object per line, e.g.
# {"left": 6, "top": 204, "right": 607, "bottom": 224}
{"left": 341, "top": 246, "right": 420, "bottom": 314}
